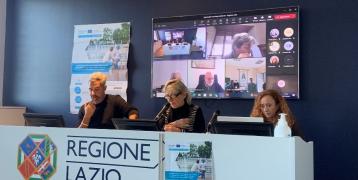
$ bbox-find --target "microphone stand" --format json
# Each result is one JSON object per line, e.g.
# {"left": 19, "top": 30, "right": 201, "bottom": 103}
{"left": 155, "top": 103, "right": 170, "bottom": 129}
{"left": 206, "top": 110, "right": 220, "bottom": 133}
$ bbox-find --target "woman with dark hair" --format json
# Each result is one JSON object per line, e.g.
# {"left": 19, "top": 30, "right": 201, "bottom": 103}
{"left": 250, "top": 89, "right": 303, "bottom": 137}
{"left": 155, "top": 79, "right": 205, "bottom": 133}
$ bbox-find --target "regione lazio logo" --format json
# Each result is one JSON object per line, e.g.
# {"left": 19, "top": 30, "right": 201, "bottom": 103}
{"left": 17, "top": 134, "right": 57, "bottom": 180}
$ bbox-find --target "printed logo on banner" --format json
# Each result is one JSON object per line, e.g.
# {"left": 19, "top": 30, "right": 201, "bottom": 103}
{"left": 17, "top": 134, "right": 57, "bottom": 180}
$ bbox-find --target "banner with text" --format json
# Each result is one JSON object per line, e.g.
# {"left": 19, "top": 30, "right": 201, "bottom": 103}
{"left": 0, "top": 126, "right": 160, "bottom": 180}
{"left": 70, "top": 22, "right": 130, "bottom": 113}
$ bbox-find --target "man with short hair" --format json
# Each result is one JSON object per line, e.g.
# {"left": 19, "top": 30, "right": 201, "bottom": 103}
{"left": 195, "top": 71, "right": 224, "bottom": 95}
{"left": 78, "top": 72, "right": 138, "bottom": 129}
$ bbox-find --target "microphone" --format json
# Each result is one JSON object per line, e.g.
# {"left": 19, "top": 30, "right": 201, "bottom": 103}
{"left": 154, "top": 103, "right": 170, "bottom": 122}
{"left": 206, "top": 110, "right": 220, "bottom": 133}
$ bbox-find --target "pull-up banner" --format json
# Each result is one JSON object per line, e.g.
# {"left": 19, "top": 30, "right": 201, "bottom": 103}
{"left": 70, "top": 22, "right": 131, "bottom": 114}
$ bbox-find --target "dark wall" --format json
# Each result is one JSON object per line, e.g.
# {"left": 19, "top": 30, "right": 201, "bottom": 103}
{"left": 4, "top": 0, "right": 358, "bottom": 179}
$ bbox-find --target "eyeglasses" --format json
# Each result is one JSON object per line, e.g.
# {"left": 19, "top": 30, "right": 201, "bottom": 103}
{"left": 164, "top": 92, "right": 181, "bottom": 100}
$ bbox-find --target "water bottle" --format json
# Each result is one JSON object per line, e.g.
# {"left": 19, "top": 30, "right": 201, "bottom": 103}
{"left": 274, "top": 113, "right": 292, "bottom": 137}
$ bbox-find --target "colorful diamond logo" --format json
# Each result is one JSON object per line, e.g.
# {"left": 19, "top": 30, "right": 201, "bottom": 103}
{"left": 17, "top": 134, "right": 57, "bottom": 180}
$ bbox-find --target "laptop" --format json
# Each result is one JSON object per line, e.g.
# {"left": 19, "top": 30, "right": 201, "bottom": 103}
{"left": 213, "top": 116, "right": 273, "bottom": 136}
{"left": 112, "top": 118, "right": 159, "bottom": 131}
{"left": 217, "top": 116, "right": 264, "bottom": 123}
{"left": 23, "top": 113, "right": 65, "bottom": 127}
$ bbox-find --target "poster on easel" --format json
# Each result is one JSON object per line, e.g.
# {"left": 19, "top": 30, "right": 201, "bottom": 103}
{"left": 69, "top": 22, "right": 130, "bottom": 114}
{"left": 164, "top": 141, "right": 213, "bottom": 180}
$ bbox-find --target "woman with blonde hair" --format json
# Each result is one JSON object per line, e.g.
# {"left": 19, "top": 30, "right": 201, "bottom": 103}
{"left": 155, "top": 79, "right": 205, "bottom": 133}
{"left": 250, "top": 89, "right": 303, "bottom": 137}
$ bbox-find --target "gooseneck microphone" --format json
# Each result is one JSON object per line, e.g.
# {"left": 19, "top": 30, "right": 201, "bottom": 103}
{"left": 206, "top": 110, "right": 220, "bottom": 133}
{"left": 154, "top": 103, "right": 170, "bottom": 125}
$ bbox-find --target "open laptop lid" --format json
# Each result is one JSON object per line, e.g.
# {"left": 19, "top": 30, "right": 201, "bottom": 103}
{"left": 112, "top": 118, "right": 159, "bottom": 131}
{"left": 217, "top": 116, "right": 264, "bottom": 123}
{"left": 23, "top": 113, "right": 65, "bottom": 127}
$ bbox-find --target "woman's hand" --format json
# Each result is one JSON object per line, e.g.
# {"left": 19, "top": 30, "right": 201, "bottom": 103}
{"left": 163, "top": 118, "right": 190, "bottom": 132}
{"left": 164, "top": 124, "right": 181, "bottom": 132}
{"left": 170, "top": 118, "right": 190, "bottom": 129}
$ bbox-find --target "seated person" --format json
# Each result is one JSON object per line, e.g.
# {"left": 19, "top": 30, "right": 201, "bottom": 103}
{"left": 195, "top": 71, "right": 224, "bottom": 94}
{"left": 170, "top": 72, "right": 182, "bottom": 81}
{"left": 160, "top": 72, "right": 182, "bottom": 92}
{"left": 226, "top": 80, "right": 234, "bottom": 89}
{"left": 233, "top": 80, "right": 240, "bottom": 89}
{"left": 78, "top": 72, "right": 138, "bottom": 129}
{"left": 250, "top": 89, "right": 303, "bottom": 137}
{"left": 226, "top": 33, "right": 262, "bottom": 59}
{"left": 155, "top": 79, "right": 205, "bottom": 133}
{"left": 226, "top": 80, "right": 240, "bottom": 89}
{"left": 153, "top": 40, "right": 164, "bottom": 57}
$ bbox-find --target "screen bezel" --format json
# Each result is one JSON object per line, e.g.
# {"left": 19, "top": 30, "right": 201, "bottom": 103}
{"left": 151, "top": 6, "right": 300, "bottom": 100}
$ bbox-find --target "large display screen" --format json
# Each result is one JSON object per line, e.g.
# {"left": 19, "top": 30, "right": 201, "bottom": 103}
{"left": 151, "top": 6, "right": 299, "bottom": 99}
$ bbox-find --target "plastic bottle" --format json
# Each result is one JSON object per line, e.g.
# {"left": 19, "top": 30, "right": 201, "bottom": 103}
{"left": 274, "top": 113, "right": 292, "bottom": 137}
